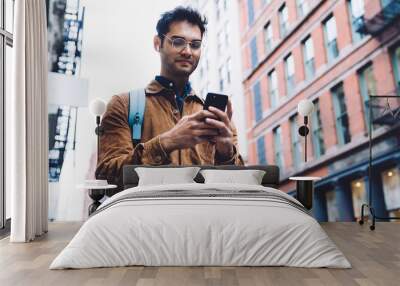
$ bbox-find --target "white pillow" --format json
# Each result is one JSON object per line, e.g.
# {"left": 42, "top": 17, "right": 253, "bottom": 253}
{"left": 135, "top": 167, "right": 201, "bottom": 186}
{"left": 200, "top": 169, "right": 266, "bottom": 185}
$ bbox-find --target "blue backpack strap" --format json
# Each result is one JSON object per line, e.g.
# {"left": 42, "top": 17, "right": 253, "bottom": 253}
{"left": 128, "top": 89, "right": 146, "bottom": 143}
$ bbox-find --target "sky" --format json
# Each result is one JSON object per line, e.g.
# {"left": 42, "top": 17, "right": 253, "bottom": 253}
{"left": 80, "top": 0, "right": 185, "bottom": 101}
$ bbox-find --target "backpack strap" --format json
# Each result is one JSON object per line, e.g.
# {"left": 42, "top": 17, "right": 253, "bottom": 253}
{"left": 128, "top": 89, "right": 146, "bottom": 143}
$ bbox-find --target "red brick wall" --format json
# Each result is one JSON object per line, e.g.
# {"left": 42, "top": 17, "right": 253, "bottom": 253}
{"left": 281, "top": 120, "right": 293, "bottom": 169}
{"left": 246, "top": 88, "right": 254, "bottom": 125}
{"left": 373, "top": 52, "right": 397, "bottom": 95}
{"left": 242, "top": 45, "right": 250, "bottom": 73}
{"left": 276, "top": 61, "right": 286, "bottom": 98}
{"left": 313, "top": 25, "right": 327, "bottom": 70}
{"left": 260, "top": 75, "right": 269, "bottom": 111}
{"left": 293, "top": 44, "right": 305, "bottom": 84}
{"left": 271, "top": 11, "right": 280, "bottom": 43}
{"left": 266, "top": 131, "right": 275, "bottom": 164}
{"left": 319, "top": 91, "right": 337, "bottom": 150}
{"left": 257, "top": 29, "right": 266, "bottom": 60}
{"left": 240, "top": 0, "right": 399, "bottom": 171}
{"left": 364, "top": 0, "right": 384, "bottom": 19}
{"left": 249, "top": 140, "right": 256, "bottom": 163}
{"left": 344, "top": 73, "right": 366, "bottom": 137}
{"left": 335, "top": 0, "right": 353, "bottom": 50}
{"left": 238, "top": 0, "right": 248, "bottom": 32}
{"left": 287, "top": 0, "right": 297, "bottom": 25}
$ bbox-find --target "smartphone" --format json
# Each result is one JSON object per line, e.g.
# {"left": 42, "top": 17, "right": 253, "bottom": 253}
{"left": 203, "top": 92, "right": 228, "bottom": 112}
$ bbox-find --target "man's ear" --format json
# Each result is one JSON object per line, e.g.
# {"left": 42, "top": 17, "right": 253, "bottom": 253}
{"left": 154, "top": 35, "right": 161, "bottom": 52}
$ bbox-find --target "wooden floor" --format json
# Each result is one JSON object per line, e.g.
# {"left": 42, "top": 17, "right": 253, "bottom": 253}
{"left": 0, "top": 222, "right": 399, "bottom": 286}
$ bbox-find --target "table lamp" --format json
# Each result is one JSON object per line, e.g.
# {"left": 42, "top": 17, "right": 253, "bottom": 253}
{"left": 297, "top": 99, "right": 314, "bottom": 163}
{"left": 89, "top": 98, "right": 106, "bottom": 171}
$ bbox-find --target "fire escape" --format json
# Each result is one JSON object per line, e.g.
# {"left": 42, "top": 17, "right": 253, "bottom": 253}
{"left": 48, "top": 0, "right": 84, "bottom": 182}
{"left": 354, "top": 0, "right": 400, "bottom": 37}
{"left": 353, "top": 0, "right": 400, "bottom": 126}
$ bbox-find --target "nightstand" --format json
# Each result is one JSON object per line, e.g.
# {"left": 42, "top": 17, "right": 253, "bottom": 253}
{"left": 76, "top": 184, "right": 117, "bottom": 215}
{"left": 289, "top": 177, "right": 321, "bottom": 210}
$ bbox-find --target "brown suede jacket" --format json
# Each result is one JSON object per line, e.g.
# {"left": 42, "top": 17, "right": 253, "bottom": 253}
{"left": 95, "top": 79, "right": 244, "bottom": 188}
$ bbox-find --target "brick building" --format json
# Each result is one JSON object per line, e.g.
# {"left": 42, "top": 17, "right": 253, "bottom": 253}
{"left": 240, "top": 0, "right": 400, "bottom": 221}
{"left": 185, "top": 0, "right": 249, "bottom": 161}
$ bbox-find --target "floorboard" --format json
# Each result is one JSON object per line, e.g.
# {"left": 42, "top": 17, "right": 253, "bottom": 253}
{"left": 0, "top": 222, "right": 399, "bottom": 286}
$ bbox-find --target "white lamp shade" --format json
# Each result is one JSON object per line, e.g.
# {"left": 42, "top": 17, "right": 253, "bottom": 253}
{"left": 298, "top": 99, "right": 314, "bottom": 116}
{"left": 89, "top": 98, "right": 107, "bottom": 116}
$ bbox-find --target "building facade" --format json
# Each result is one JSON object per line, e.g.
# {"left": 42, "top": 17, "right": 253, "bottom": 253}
{"left": 185, "top": 0, "right": 248, "bottom": 161}
{"left": 240, "top": 0, "right": 400, "bottom": 221}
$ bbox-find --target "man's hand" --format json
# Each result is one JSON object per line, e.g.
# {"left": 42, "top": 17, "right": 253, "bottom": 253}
{"left": 159, "top": 110, "right": 219, "bottom": 153}
{"left": 205, "top": 100, "right": 235, "bottom": 160}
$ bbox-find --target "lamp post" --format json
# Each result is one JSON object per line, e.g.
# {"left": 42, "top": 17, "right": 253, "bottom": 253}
{"left": 89, "top": 98, "right": 106, "bottom": 173}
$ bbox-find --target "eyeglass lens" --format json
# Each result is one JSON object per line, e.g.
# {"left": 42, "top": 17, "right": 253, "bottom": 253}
{"left": 172, "top": 38, "right": 202, "bottom": 50}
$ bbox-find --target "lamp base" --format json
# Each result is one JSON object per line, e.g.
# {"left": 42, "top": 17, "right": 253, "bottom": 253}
{"left": 296, "top": 180, "right": 313, "bottom": 210}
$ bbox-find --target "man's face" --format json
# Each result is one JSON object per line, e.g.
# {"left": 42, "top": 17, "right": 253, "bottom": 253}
{"left": 158, "top": 21, "right": 202, "bottom": 77}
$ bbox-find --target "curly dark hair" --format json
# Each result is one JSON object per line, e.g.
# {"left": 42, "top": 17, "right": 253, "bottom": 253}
{"left": 156, "top": 6, "right": 208, "bottom": 45}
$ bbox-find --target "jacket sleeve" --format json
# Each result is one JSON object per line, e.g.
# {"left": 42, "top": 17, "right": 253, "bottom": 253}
{"left": 95, "top": 95, "right": 171, "bottom": 187}
{"left": 214, "top": 121, "right": 245, "bottom": 166}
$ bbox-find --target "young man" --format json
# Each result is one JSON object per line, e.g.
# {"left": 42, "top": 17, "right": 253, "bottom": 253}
{"left": 95, "top": 6, "right": 244, "bottom": 187}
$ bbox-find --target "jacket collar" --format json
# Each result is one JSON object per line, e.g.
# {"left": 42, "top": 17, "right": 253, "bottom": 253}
{"left": 145, "top": 77, "right": 204, "bottom": 104}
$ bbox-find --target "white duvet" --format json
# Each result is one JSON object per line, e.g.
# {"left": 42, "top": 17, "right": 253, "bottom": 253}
{"left": 50, "top": 183, "right": 351, "bottom": 269}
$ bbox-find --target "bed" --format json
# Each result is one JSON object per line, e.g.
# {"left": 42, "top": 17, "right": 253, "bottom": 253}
{"left": 49, "top": 165, "right": 351, "bottom": 269}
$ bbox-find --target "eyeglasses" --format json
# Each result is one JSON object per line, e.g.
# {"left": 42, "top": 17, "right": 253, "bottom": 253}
{"left": 163, "top": 34, "right": 203, "bottom": 52}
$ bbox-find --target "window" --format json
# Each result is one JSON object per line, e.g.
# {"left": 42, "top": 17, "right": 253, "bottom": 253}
{"left": 323, "top": 15, "right": 339, "bottom": 62}
{"left": 262, "top": 0, "right": 271, "bottom": 6}
{"left": 247, "top": 0, "right": 255, "bottom": 25}
{"left": 264, "top": 22, "right": 273, "bottom": 53}
{"left": 297, "top": 0, "right": 309, "bottom": 18}
{"left": 224, "top": 22, "right": 229, "bottom": 48}
{"left": 218, "top": 66, "right": 224, "bottom": 91}
{"left": 358, "top": 63, "right": 377, "bottom": 130}
{"left": 381, "top": 0, "right": 392, "bottom": 8}
{"left": 273, "top": 126, "right": 284, "bottom": 169}
{"left": 218, "top": 65, "right": 228, "bottom": 92}
{"left": 302, "top": 36, "right": 315, "bottom": 80}
{"left": 206, "top": 82, "right": 210, "bottom": 97}
{"left": 391, "top": 45, "right": 400, "bottom": 90}
{"left": 331, "top": 83, "right": 351, "bottom": 145}
{"left": 250, "top": 36, "right": 258, "bottom": 69}
{"left": 257, "top": 136, "right": 267, "bottom": 164}
{"left": 326, "top": 190, "right": 340, "bottom": 222}
{"left": 5, "top": 0, "right": 14, "bottom": 33}
{"left": 216, "top": 0, "right": 224, "bottom": 21}
{"left": 381, "top": 168, "right": 400, "bottom": 213}
{"left": 1, "top": 0, "right": 15, "bottom": 231}
{"left": 201, "top": 88, "right": 206, "bottom": 99}
{"left": 226, "top": 57, "right": 232, "bottom": 84}
{"left": 311, "top": 99, "right": 325, "bottom": 158}
{"left": 284, "top": 53, "right": 295, "bottom": 94}
{"left": 279, "top": 4, "right": 289, "bottom": 38}
{"left": 199, "top": 56, "right": 207, "bottom": 79}
{"left": 351, "top": 179, "right": 367, "bottom": 220}
{"left": 217, "top": 30, "right": 224, "bottom": 54}
{"left": 290, "top": 115, "right": 302, "bottom": 168}
{"left": 253, "top": 81, "right": 263, "bottom": 122}
{"left": 348, "top": 0, "right": 365, "bottom": 42}
{"left": 268, "top": 69, "right": 279, "bottom": 108}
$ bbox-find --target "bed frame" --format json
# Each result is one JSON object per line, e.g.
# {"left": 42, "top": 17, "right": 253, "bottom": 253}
{"left": 88, "top": 165, "right": 280, "bottom": 215}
